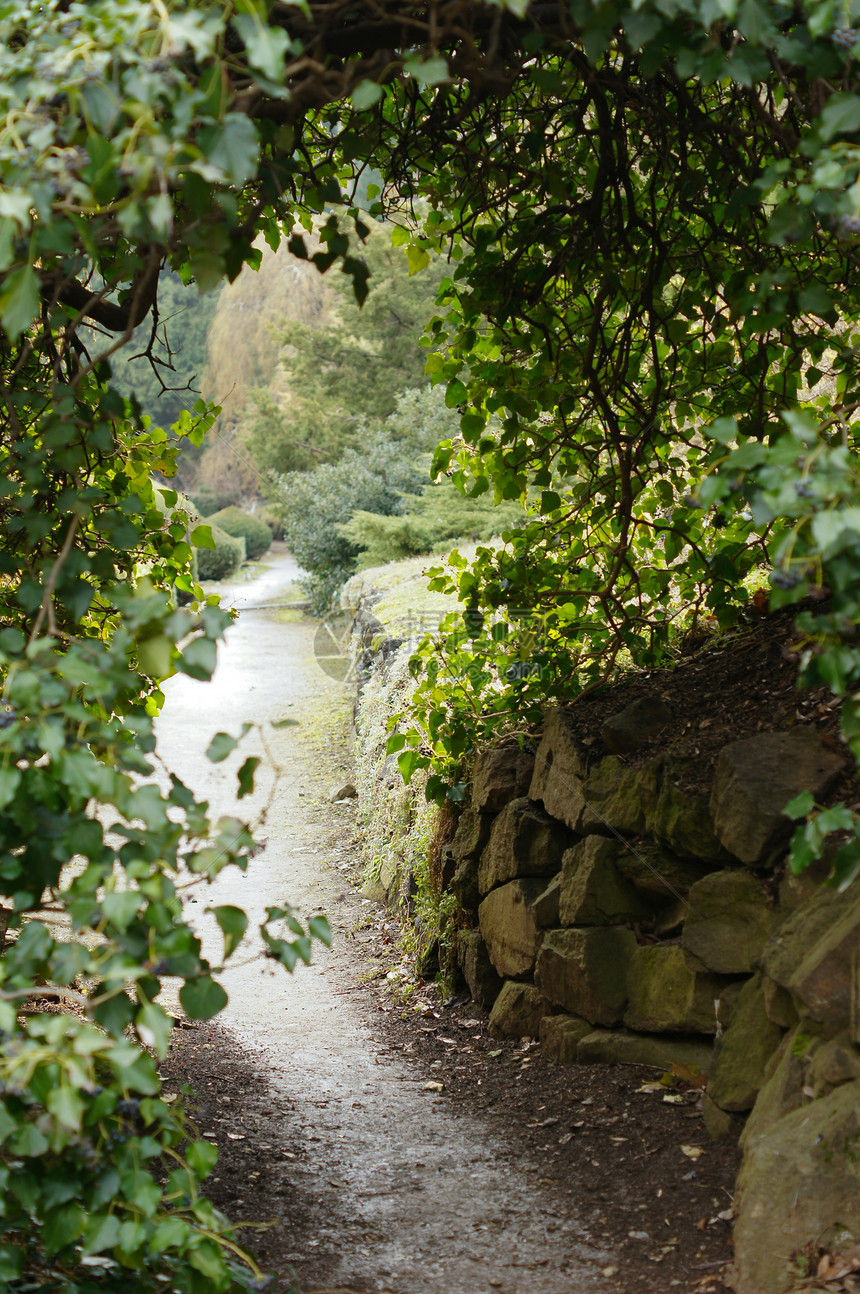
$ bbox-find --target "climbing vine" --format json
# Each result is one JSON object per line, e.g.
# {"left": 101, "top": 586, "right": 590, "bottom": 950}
{"left": 4, "top": 0, "right": 860, "bottom": 1285}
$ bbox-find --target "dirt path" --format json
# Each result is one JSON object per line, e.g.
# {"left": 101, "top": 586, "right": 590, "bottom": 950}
{"left": 155, "top": 548, "right": 617, "bottom": 1294}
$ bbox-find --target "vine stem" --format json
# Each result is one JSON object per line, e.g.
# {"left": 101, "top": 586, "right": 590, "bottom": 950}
{"left": 28, "top": 514, "right": 81, "bottom": 644}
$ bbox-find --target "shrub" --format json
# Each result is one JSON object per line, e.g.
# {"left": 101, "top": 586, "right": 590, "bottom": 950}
{"left": 196, "top": 523, "right": 245, "bottom": 579}
{"left": 187, "top": 486, "right": 243, "bottom": 516}
{"left": 208, "top": 506, "right": 273, "bottom": 560}
{"left": 274, "top": 433, "right": 429, "bottom": 614}
{"left": 258, "top": 504, "right": 286, "bottom": 540}
{"left": 342, "top": 479, "right": 526, "bottom": 568}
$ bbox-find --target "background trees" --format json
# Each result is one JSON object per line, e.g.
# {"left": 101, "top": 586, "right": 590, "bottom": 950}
{"left": 4, "top": 0, "right": 860, "bottom": 1285}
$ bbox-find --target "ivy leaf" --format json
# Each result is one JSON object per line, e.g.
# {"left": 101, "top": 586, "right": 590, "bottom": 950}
{"left": 208, "top": 904, "right": 248, "bottom": 959}
{"left": 405, "top": 55, "right": 449, "bottom": 86}
{"left": 0, "top": 264, "right": 39, "bottom": 341}
{"left": 232, "top": 13, "right": 292, "bottom": 81}
{"left": 135, "top": 1001, "right": 173, "bottom": 1058}
{"left": 784, "top": 790, "right": 815, "bottom": 818}
{"left": 190, "top": 524, "right": 215, "bottom": 550}
{"left": 83, "top": 1213, "right": 122, "bottom": 1256}
{"left": 102, "top": 891, "right": 142, "bottom": 932}
{"left": 206, "top": 731, "right": 239, "bottom": 763}
{"left": 207, "top": 115, "right": 260, "bottom": 185}
{"left": 308, "top": 914, "right": 332, "bottom": 945}
{"left": 46, "top": 1085, "right": 85, "bottom": 1131}
{"left": 186, "top": 1139, "right": 218, "bottom": 1178}
{"left": 179, "top": 976, "right": 228, "bottom": 1020}
{"left": 0, "top": 768, "right": 21, "bottom": 810}
{"left": 445, "top": 378, "right": 468, "bottom": 408}
{"left": 181, "top": 636, "right": 217, "bottom": 680}
{"left": 820, "top": 94, "right": 860, "bottom": 141}
{"left": 236, "top": 755, "right": 260, "bottom": 798}
{"left": 398, "top": 749, "right": 423, "bottom": 782}
{"left": 42, "top": 1204, "right": 86, "bottom": 1255}
{"left": 352, "top": 80, "right": 384, "bottom": 110}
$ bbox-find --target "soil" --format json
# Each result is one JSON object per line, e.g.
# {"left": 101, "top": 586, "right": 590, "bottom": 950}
{"left": 550, "top": 596, "right": 858, "bottom": 809}
{"left": 156, "top": 551, "right": 846, "bottom": 1294}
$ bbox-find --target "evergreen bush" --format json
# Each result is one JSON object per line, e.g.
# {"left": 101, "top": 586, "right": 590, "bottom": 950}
{"left": 275, "top": 431, "right": 431, "bottom": 614}
{"left": 196, "top": 524, "right": 245, "bottom": 579}
{"left": 208, "top": 506, "right": 273, "bottom": 561}
{"left": 342, "top": 480, "right": 526, "bottom": 568}
{"left": 188, "top": 486, "right": 243, "bottom": 516}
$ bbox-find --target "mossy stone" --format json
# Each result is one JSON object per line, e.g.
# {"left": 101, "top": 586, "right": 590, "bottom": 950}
{"left": 559, "top": 837, "right": 651, "bottom": 926}
{"left": 710, "top": 728, "right": 844, "bottom": 866}
{"left": 477, "top": 797, "right": 570, "bottom": 895}
{"left": 733, "top": 1081, "right": 860, "bottom": 1294}
{"left": 682, "top": 869, "right": 775, "bottom": 974}
{"left": 540, "top": 1014, "right": 594, "bottom": 1064}
{"left": 638, "top": 755, "right": 725, "bottom": 861}
{"left": 535, "top": 927, "right": 636, "bottom": 1026}
{"left": 707, "top": 974, "right": 783, "bottom": 1112}
{"left": 624, "top": 944, "right": 728, "bottom": 1034}
{"left": 576, "top": 1028, "right": 713, "bottom": 1073}
{"left": 455, "top": 929, "right": 503, "bottom": 1009}
{"left": 488, "top": 981, "right": 553, "bottom": 1039}
{"left": 478, "top": 879, "right": 546, "bottom": 978}
{"left": 473, "top": 744, "right": 535, "bottom": 813}
{"left": 529, "top": 708, "right": 589, "bottom": 832}
{"left": 579, "top": 756, "right": 645, "bottom": 835}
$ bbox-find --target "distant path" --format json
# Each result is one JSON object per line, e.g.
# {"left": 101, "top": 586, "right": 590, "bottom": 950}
{"left": 156, "top": 545, "right": 611, "bottom": 1294}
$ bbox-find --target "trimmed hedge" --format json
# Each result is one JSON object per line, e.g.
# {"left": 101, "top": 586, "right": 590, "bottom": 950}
{"left": 196, "top": 523, "right": 245, "bottom": 580}
{"left": 208, "top": 506, "right": 273, "bottom": 561}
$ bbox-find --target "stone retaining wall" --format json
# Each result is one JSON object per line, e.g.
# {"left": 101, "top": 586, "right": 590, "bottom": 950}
{"left": 443, "top": 704, "right": 860, "bottom": 1294}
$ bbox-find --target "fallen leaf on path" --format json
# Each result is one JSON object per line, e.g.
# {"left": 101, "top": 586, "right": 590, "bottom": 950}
{"left": 636, "top": 1081, "right": 665, "bottom": 1093}
{"left": 558, "top": 1132, "right": 573, "bottom": 1146}
{"left": 662, "top": 1093, "right": 685, "bottom": 1104}
{"left": 487, "top": 1049, "right": 502, "bottom": 1057}
{"left": 423, "top": 1080, "right": 444, "bottom": 1092}
{"left": 680, "top": 1144, "right": 704, "bottom": 1159}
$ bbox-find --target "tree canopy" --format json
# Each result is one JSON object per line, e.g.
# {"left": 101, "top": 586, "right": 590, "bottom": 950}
{"left": 4, "top": 0, "right": 860, "bottom": 1285}
{"left": 248, "top": 219, "right": 446, "bottom": 472}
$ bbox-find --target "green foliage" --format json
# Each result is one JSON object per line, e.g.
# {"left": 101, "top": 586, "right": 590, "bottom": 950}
{"left": 208, "top": 507, "right": 272, "bottom": 561}
{"left": 7, "top": 0, "right": 860, "bottom": 1280}
{"left": 248, "top": 220, "right": 446, "bottom": 473}
{"left": 188, "top": 487, "right": 244, "bottom": 516}
{"left": 786, "top": 794, "right": 860, "bottom": 891}
{"left": 342, "top": 478, "right": 526, "bottom": 568}
{"left": 0, "top": 394, "right": 327, "bottom": 1288}
{"left": 277, "top": 435, "right": 427, "bottom": 614}
{"left": 275, "top": 388, "right": 461, "bottom": 613}
{"left": 195, "top": 524, "right": 245, "bottom": 581}
{"left": 88, "top": 270, "right": 219, "bottom": 448}
{"left": 701, "top": 409, "right": 860, "bottom": 879}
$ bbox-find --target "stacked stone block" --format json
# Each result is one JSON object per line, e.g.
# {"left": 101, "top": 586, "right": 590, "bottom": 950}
{"left": 448, "top": 710, "right": 860, "bottom": 1294}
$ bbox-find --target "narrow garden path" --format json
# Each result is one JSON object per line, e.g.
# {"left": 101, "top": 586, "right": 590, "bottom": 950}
{"left": 154, "top": 546, "right": 617, "bottom": 1294}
